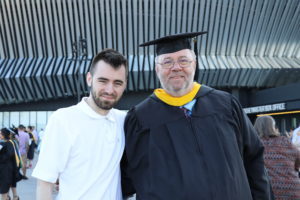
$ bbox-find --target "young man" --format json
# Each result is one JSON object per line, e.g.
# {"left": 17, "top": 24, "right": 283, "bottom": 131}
{"left": 33, "top": 49, "right": 128, "bottom": 200}
{"left": 122, "top": 32, "right": 273, "bottom": 199}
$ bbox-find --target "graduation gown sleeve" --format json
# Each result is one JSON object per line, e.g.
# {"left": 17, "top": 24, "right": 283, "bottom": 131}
{"left": 121, "top": 108, "right": 140, "bottom": 197}
{"left": 231, "top": 96, "right": 273, "bottom": 200}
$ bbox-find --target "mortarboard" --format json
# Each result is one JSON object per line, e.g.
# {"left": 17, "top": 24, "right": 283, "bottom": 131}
{"left": 139, "top": 32, "right": 207, "bottom": 55}
{"left": 139, "top": 31, "right": 207, "bottom": 80}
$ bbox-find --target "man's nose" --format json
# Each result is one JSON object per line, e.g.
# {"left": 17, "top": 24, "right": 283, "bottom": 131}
{"left": 104, "top": 83, "right": 114, "bottom": 93}
{"left": 171, "top": 61, "right": 182, "bottom": 70}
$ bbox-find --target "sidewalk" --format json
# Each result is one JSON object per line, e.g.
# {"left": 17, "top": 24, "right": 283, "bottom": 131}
{"left": 8, "top": 154, "right": 58, "bottom": 200}
{"left": 9, "top": 158, "right": 37, "bottom": 200}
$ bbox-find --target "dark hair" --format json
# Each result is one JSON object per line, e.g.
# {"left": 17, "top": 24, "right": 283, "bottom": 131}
{"left": 1, "top": 128, "right": 11, "bottom": 140}
{"left": 18, "top": 124, "right": 25, "bottom": 130}
{"left": 89, "top": 49, "right": 128, "bottom": 76}
{"left": 28, "top": 126, "right": 33, "bottom": 131}
{"left": 254, "top": 116, "right": 279, "bottom": 138}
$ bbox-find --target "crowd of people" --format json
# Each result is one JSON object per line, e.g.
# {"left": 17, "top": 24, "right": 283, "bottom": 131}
{"left": 0, "top": 125, "right": 41, "bottom": 200}
{"left": 1, "top": 33, "right": 300, "bottom": 200}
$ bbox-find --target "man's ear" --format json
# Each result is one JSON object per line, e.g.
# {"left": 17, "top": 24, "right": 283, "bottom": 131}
{"left": 155, "top": 64, "right": 159, "bottom": 74}
{"left": 193, "top": 60, "right": 197, "bottom": 70}
{"left": 86, "top": 72, "right": 92, "bottom": 87}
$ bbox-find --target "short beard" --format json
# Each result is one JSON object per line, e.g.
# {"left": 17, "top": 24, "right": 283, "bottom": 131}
{"left": 91, "top": 88, "right": 117, "bottom": 111}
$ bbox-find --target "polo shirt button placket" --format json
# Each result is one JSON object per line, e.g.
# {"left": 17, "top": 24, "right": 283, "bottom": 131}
{"left": 106, "top": 120, "right": 117, "bottom": 143}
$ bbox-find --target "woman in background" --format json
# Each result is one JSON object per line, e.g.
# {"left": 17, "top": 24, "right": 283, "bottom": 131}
{"left": 254, "top": 116, "right": 300, "bottom": 199}
{"left": 8, "top": 128, "right": 21, "bottom": 200}
{"left": 26, "top": 126, "right": 36, "bottom": 169}
{"left": 0, "top": 128, "right": 15, "bottom": 200}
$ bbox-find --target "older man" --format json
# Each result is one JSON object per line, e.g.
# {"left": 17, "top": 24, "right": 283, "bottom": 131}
{"left": 122, "top": 32, "right": 273, "bottom": 199}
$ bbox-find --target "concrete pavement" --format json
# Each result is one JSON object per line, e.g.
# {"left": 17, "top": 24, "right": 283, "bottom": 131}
{"left": 14, "top": 167, "right": 37, "bottom": 200}
{"left": 8, "top": 155, "right": 56, "bottom": 200}
{"left": 8, "top": 157, "right": 36, "bottom": 200}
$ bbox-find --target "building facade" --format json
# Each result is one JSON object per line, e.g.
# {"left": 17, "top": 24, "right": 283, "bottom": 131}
{"left": 0, "top": 0, "right": 300, "bottom": 131}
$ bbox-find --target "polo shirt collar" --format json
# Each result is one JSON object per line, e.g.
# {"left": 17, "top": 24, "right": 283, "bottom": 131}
{"left": 77, "top": 97, "right": 115, "bottom": 122}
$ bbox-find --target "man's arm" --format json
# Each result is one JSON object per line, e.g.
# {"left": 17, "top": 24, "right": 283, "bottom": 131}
{"left": 32, "top": 112, "right": 72, "bottom": 198}
{"left": 121, "top": 109, "right": 139, "bottom": 198}
{"left": 231, "top": 96, "right": 273, "bottom": 200}
{"left": 36, "top": 179, "right": 54, "bottom": 200}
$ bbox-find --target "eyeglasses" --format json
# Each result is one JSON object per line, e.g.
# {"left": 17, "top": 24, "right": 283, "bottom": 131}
{"left": 157, "top": 58, "right": 193, "bottom": 69}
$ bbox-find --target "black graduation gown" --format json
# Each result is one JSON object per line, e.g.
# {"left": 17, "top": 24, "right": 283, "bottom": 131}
{"left": 122, "top": 85, "right": 273, "bottom": 200}
{"left": 0, "top": 141, "right": 15, "bottom": 193}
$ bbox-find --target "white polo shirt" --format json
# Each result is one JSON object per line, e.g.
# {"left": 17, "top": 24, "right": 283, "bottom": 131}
{"left": 32, "top": 97, "right": 126, "bottom": 200}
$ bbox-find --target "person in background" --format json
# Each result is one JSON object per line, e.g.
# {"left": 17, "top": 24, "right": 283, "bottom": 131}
{"left": 292, "top": 122, "right": 300, "bottom": 149}
{"left": 121, "top": 32, "right": 273, "bottom": 199}
{"left": 37, "top": 128, "right": 44, "bottom": 153}
{"left": 0, "top": 128, "right": 20, "bottom": 200}
{"left": 16, "top": 125, "right": 29, "bottom": 180}
{"left": 32, "top": 49, "right": 128, "bottom": 200}
{"left": 32, "top": 126, "right": 39, "bottom": 143}
{"left": 254, "top": 115, "right": 300, "bottom": 199}
{"left": 285, "top": 127, "right": 294, "bottom": 139}
{"left": 26, "top": 126, "right": 37, "bottom": 169}
{"left": 8, "top": 128, "right": 22, "bottom": 200}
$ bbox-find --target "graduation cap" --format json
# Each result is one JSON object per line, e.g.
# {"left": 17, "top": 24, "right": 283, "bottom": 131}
{"left": 139, "top": 32, "right": 207, "bottom": 81}
{"left": 7, "top": 127, "right": 17, "bottom": 135}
